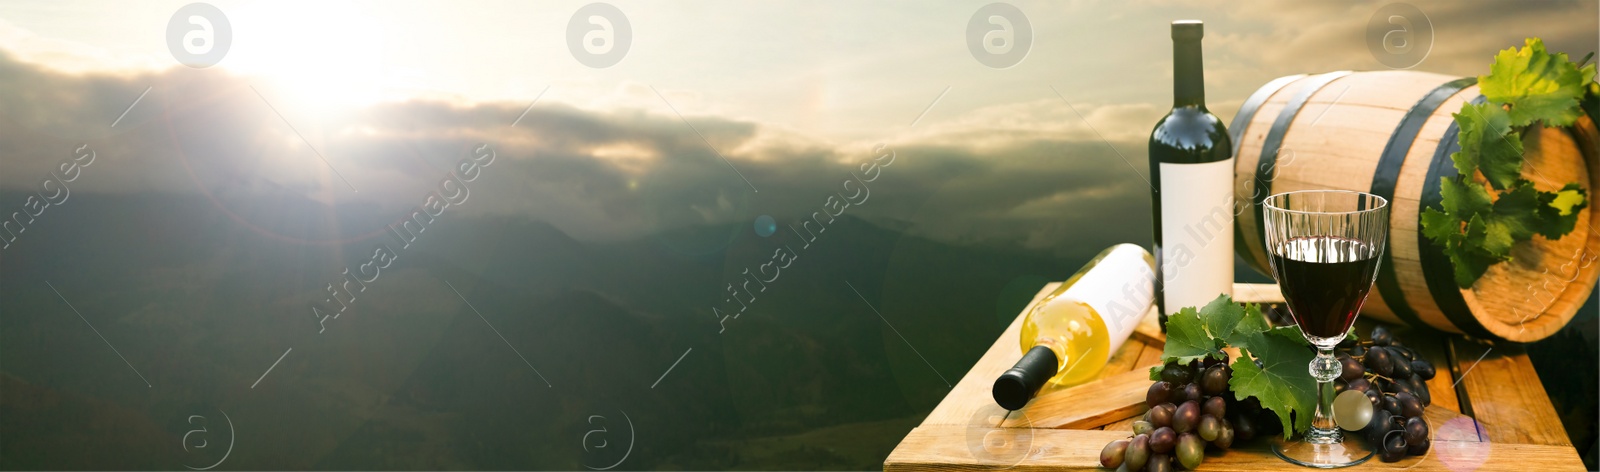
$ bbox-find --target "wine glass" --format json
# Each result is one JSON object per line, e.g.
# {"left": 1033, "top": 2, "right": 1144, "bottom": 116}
{"left": 1262, "top": 190, "right": 1388, "bottom": 468}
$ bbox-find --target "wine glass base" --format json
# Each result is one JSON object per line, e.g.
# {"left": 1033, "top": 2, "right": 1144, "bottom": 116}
{"left": 1271, "top": 434, "right": 1374, "bottom": 468}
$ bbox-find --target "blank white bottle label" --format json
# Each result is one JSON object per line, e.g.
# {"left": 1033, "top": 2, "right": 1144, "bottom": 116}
{"left": 1159, "top": 158, "right": 1235, "bottom": 314}
{"left": 1060, "top": 245, "right": 1154, "bottom": 359}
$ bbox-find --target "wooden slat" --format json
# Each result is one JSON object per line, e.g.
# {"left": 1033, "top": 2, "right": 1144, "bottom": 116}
{"left": 1131, "top": 307, "right": 1166, "bottom": 346}
{"left": 929, "top": 366, "right": 1157, "bottom": 433}
{"left": 1090, "top": 339, "right": 1158, "bottom": 428}
{"left": 1100, "top": 336, "right": 1154, "bottom": 381}
{"left": 1023, "top": 368, "right": 1154, "bottom": 430}
{"left": 1232, "top": 283, "right": 1284, "bottom": 304}
{"left": 1450, "top": 338, "right": 1572, "bottom": 446}
{"left": 1401, "top": 327, "right": 1462, "bottom": 413}
{"left": 1100, "top": 342, "right": 1165, "bottom": 432}
{"left": 1098, "top": 414, "right": 1141, "bottom": 433}
{"left": 1133, "top": 340, "right": 1165, "bottom": 373}
{"left": 887, "top": 426, "right": 1125, "bottom": 471}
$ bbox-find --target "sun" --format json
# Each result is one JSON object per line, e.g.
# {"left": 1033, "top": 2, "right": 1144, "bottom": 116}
{"left": 224, "top": 0, "right": 388, "bottom": 112}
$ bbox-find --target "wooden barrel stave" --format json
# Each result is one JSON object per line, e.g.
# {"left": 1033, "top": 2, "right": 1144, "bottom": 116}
{"left": 1389, "top": 82, "right": 1481, "bottom": 333}
{"left": 1232, "top": 70, "right": 1599, "bottom": 342}
{"left": 1233, "top": 76, "right": 1318, "bottom": 275}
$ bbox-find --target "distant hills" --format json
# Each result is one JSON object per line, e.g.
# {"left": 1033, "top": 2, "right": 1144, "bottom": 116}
{"left": 0, "top": 190, "right": 1079, "bottom": 469}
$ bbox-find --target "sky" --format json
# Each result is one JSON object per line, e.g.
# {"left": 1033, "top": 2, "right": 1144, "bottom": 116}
{"left": 0, "top": 0, "right": 1597, "bottom": 252}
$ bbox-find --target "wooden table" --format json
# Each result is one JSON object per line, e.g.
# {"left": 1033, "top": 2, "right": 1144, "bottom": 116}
{"left": 885, "top": 283, "right": 1585, "bottom": 471}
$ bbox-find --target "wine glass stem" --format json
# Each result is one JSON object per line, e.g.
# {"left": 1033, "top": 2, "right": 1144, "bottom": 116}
{"left": 1307, "top": 347, "right": 1341, "bottom": 444}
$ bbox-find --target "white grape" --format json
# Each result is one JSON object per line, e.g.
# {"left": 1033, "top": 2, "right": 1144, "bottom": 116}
{"left": 1333, "top": 389, "right": 1373, "bottom": 431}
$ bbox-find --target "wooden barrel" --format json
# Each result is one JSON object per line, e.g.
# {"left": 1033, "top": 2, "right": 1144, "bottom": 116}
{"left": 1231, "top": 70, "right": 1600, "bottom": 342}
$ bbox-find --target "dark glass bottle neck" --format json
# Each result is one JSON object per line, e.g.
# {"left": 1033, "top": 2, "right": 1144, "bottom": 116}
{"left": 1173, "top": 38, "right": 1205, "bottom": 108}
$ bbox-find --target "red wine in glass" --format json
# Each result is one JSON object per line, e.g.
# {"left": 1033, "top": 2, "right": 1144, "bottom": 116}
{"left": 1269, "top": 236, "right": 1380, "bottom": 341}
{"left": 1263, "top": 190, "right": 1386, "bottom": 467}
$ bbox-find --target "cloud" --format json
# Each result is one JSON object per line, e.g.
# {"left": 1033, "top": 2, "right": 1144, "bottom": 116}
{"left": 0, "top": 18, "right": 166, "bottom": 74}
{"left": 1202, "top": 0, "right": 1598, "bottom": 85}
{"left": 0, "top": 47, "right": 1153, "bottom": 257}
{"left": 900, "top": 98, "right": 1161, "bottom": 149}
{"left": 6, "top": 0, "right": 1590, "bottom": 256}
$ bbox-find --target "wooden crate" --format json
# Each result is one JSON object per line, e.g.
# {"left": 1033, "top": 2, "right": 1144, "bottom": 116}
{"left": 885, "top": 283, "right": 1586, "bottom": 471}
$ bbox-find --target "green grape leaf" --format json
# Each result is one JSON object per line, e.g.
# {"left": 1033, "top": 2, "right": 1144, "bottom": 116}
{"left": 1462, "top": 213, "right": 1489, "bottom": 248}
{"left": 1452, "top": 215, "right": 1498, "bottom": 287}
{"left": 1228, "top": 328, "right": 1317, "bottom": 440}
{"left": 1548, "top": 184, "right": 1588, "bottom": 216}
{"left": 1439, "top": 176, "right": 1494, "bottom": 217}
{"left": 1267, "top": 325, "right": 1313, "bottom": 347}
{"left": 1586, "top": 72, "right": 1600, "bottom": 119}
{"left": 1452, "top": 251, "right": 1495, "bottom": 289}
{"left": 1534, "top": 183, "right": 1590, "bottom": 238}
{"left": 1487, "top": 180, "right": 1591, "bottom": 241}
{"left": 1420, "top": 208, "right": 1462, "bottom": 242}
{"left": 1452, "top": 102, "right": 1524, "bottom": 189}
{"left": 1224, "top": 303, "right": 1272, "bottom": 348}
{"left": 1200, "top": 294, "right": 1247, "bottom": 340}
{"left": 1481, "top": 219, "right": 1516, "bottom": 256}
{"left": 1160, "top": 305, "right": 1223, "bottom": 365}
{"left": 1479, "top": 38, "right": 1592, "bottom": 127}
{"left": 1488, "top": 180, "right": 1544, "bottom": 240}
{"left": 1424, "top": 194, "right": 1502, "bottom": 289}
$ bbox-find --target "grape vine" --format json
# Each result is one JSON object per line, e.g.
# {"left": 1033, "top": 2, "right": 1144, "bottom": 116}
{"left": 1420, "top": 38, "right": 1594, "bottom": 288}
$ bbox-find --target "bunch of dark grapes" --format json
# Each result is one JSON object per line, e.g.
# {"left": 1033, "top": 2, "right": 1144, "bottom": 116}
{"left": 1099, "top": 354, "right": 1279, "bottom": 470}
{"left": 1334, "top": 325, "right": 1437, "bottom": 462}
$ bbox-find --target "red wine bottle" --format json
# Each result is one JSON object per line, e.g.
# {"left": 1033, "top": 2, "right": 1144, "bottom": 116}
{"left": 1150, "top": 20, "right": 1233, "bottom": 329}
